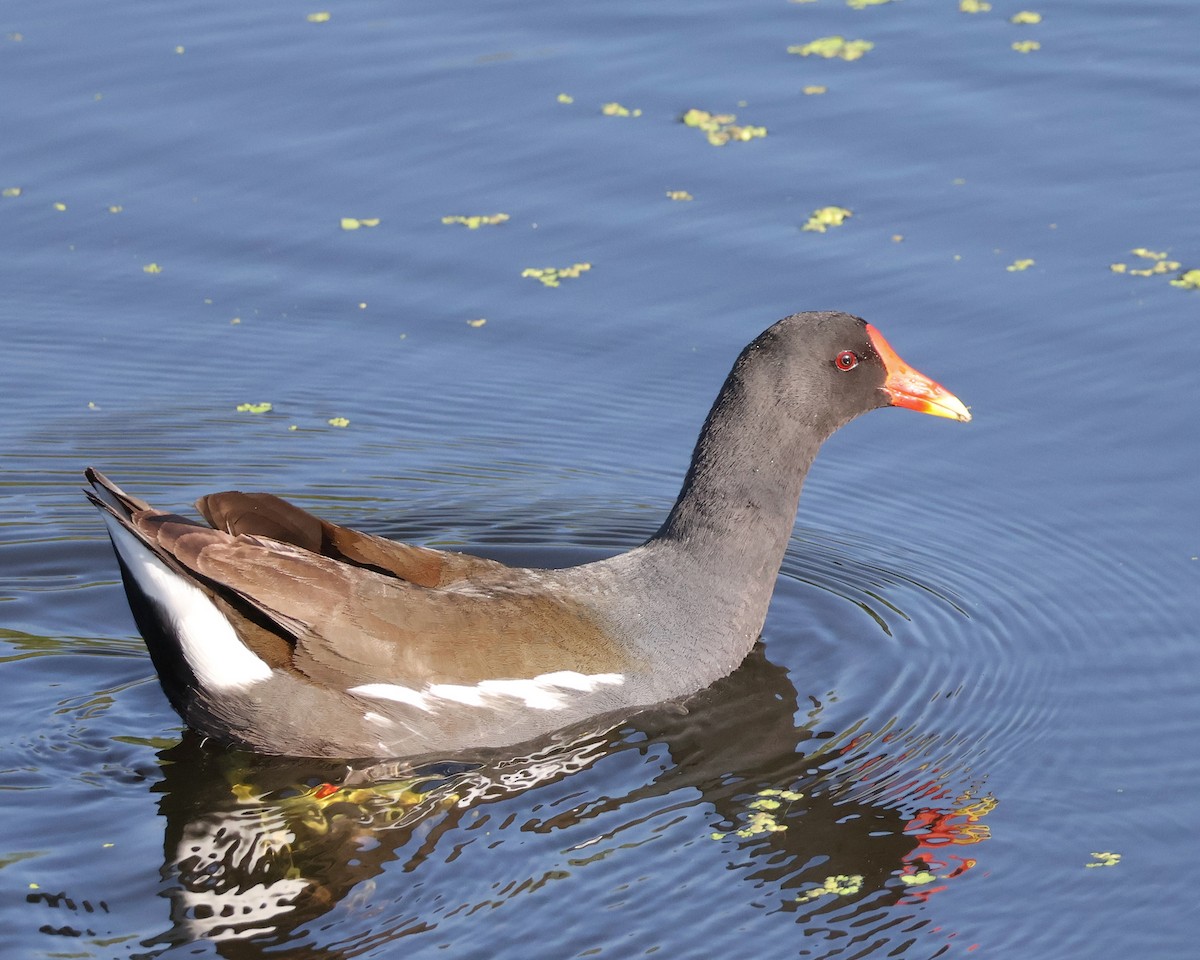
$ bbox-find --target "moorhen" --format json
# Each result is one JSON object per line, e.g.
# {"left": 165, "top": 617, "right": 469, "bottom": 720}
{"left": 87, "top": 311, "right": 970, "bottom": 759}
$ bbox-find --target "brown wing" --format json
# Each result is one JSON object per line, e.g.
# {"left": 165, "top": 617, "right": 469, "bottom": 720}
{"left": 135, "top": 512, "right": 628, "bottom": 690}
{"left": 196, "top": 490, "right": 507, "bottom": 588}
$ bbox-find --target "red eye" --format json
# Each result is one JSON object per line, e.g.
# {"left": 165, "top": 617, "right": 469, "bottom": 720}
{"left": 835, "top": 350, "right": 859, "bottom": 371}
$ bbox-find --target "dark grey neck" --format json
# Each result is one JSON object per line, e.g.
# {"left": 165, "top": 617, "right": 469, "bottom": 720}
{"left": 559, "top": 339, "right": 845, "bottom": 699}
{"left": 627, "top": 345, "right": 832, "bottom": 670}
{"left": 652, "top": 351, "right": 823, "bottom": 577}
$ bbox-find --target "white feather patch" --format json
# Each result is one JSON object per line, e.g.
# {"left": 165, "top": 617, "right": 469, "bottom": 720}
{"left": 348, "top": 682, "right": 431, "bottom": 710}
{"left": 104, "top": 518, "right": 272, "bottom": 690}
{"left": 349, "top": 671, "right": 624, "bottom": 712}
{"left": 428, "top": 683, "right": 485, "bottom": 706}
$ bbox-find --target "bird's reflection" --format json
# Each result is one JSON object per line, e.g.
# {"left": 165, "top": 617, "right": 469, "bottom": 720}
{"left": 140, "top": 641, "right": 994, "bottom": 957}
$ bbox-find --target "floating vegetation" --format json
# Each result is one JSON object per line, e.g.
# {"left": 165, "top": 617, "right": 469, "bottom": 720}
{"left": 1012, "top": 40, "right": 1041, "bottom": 52}
{"left": 847, "top": 0, "right": 893, "bottom": 8}
{"left": 959, "top": 0, "right": 992, "bottom": 10}
{"left": 236, "top": 402, "right": 272, "bottom": 414}
{"left": 601, "top": 102, "right": 642, "bottom": 117}
{"left": 681, "top": 108, "right": 767, "bottom": 146}
{"left": 108, "top": 204, "right": 123, "bottom": 213}
{"left": 556, "top": 93, "right": 574, "bottom": 104}
{"left": 1112, "top": 247, "right": 1175, "bottom": 273}
{"left": 1086, "top": 851, "right": 1121, "bottom": 868}
{"left": 802, "top": 206, "right": 852, "bottom": 232}
{"left": 441, "top": 213, "right": 510, "bottom": 229}
{"left": 709, "top": 788, "right": 804, "bottom": 840}
{"left": 327, "top": 417, "right": 350, "bottom": 428}
{"left": 1010, "top": 11, "right": 1042, "bottom": 24}
{"left": 665, "top": 190, "right": 693, "bottom": 201}
{"left": 788, "top": 36, "right": 875, "bottom": 61}
{"left": 341, "top": 217, "right": 380, "bottom": 230}
{"left": 522, "top": 263, "right": 592, "bottom": 287}
{"left": 306, "top": 12, "right": 331, "bottom": 23}
{"left": 53, "top": 202, "right": 67, "bottom": 211}
{"left": 1111, "top": 249, "right": 1180, "bottom": 276}
{"left": 1006, "top": 258, "right": 1035, "bottom": 271}
{"left": 803, "top": 85, "right": 828, "bottom": 95}
{"left": 2, "top": 186, "right": 20, "bottom": 198}
{"left": 142, "top": 262, "right": 162, "bottom": 274}
{"left": 466, "top": 318, "right": 487, "bottom": 327}
{"left": 796, "top": 874, "right": 864, "bottom": 902}
{"left": 1110, "top": 248, "right": 1198, "bottom": 288}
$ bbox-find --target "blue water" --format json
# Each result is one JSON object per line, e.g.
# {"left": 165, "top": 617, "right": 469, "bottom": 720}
{"left": 3, "top": 0, "right": 1199, "bottom": 957}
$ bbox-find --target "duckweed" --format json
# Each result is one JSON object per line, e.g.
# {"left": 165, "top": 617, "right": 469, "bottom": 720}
{"left": 788, "top": 36, "right": 875, "bottom": 61}
{"left": 802, "top": 206, "right": 852, "bottom": 232}
{"left": 601, "top": 102, "right": 642, "bottom": 117}
{"left": 709, "top": 787, "right": 804, "bottom": 840}
{"left": 522, "top": 263, "right": 592, "bottom": 287}
{"left": 796, "top": 875, "right": 864, "bottom": 902}
{"left": 1110, "top": 248, "right": 1184, "bottom": 278}
{"left": 441, "top": 213, "right": 510, "bottom": 229}
{"left": 682, "top": 108, "right": 767, "bottom": 146}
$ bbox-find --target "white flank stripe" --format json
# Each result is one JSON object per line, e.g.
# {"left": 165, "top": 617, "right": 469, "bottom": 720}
{"left": 428, "top": 683, "right": 486, "bottom": 706}
{"left": 350, "top": 671, "right": 626, "bottom": 712}
{"left": 348, "top": 682, "right": 431, "bottom": 710}
{"left": 477, "top": 678, "right": 566, "bottom": 710}
{"left": 535, "top": 671, "right": 625, "bottom": 692}
{"left": 105, "top": 519, "right": 271, "bottom": 690}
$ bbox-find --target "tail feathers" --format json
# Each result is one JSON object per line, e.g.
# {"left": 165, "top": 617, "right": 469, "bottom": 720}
{"left": 85, "top": 468, "right": 275, "bottom": 708}
{"left": 85, "top": 468, "right": 207, "bottom": 584}
{"left": 84, "top": 467, "right": 153, "bottom": 517}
